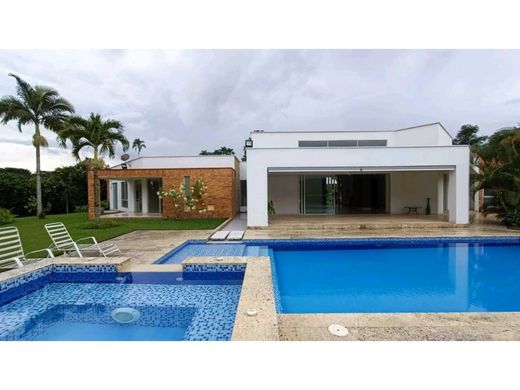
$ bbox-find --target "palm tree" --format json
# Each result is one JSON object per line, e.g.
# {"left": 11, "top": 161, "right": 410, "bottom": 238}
{"left": 0, "top": 73, "right": 74, "bottom": 216}
{"left": 132, "top": 138, "right": 146, "bottom": 156}
{"left": 60, "top": 113, "right": 129, "bottom": 222}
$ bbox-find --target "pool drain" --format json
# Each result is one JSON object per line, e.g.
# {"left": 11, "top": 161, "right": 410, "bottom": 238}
{"left": 111, "top": 308, "right": 141, "bottom": 324}
{"left": 328, "top": 324, "right": 349, "bottom": 337}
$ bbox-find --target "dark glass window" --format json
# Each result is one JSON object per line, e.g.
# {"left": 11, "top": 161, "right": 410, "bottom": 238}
{"left": 298, "top": 140, "right": 328, "bottom": 147}
{"left": 328, "top": 140, "right": 358, "bottom": 147}
{"left": 240, "top": 180, "right": 247, "bottom": 206}
{"left": 358, "top": 139, "right": 387, "bottom": 147}
{"left": 183, "top": 176, "right": 190, "bottom": 196}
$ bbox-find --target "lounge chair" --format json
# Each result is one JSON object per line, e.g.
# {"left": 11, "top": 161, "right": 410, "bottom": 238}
{"left": 0, "top": 226, "right": 54, "bottom": 269}
{"left": 44, "top": 222, "right": 121, "bottom": 258}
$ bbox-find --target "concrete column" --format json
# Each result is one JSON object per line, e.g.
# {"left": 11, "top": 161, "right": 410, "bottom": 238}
{"left": 447, "top": 162, "right": 470, "bottom": 224}
{"left": 142, "top": 179, "right": 149, "bottom": 214}
{"left": 437, "top": 173, "right": 444, "bottom": 215}
{"left": 247, "top": 164, "right": 268, "bottom": 227}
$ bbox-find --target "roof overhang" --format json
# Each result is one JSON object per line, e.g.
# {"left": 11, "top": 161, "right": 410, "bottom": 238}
{"left": 268, "top": 165, "right": 455, "bottom": 174}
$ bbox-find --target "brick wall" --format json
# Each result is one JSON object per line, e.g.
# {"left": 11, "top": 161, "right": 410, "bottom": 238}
{"left": 88, "top": 168, "right": 239, "bottom": 220}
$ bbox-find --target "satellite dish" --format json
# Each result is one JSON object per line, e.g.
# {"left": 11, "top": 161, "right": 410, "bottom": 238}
{"left": 121, "top": 154, "right": 130, "bottom": 161}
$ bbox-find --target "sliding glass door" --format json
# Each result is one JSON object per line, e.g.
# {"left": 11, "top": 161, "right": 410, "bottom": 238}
{"left": 300, "top": 176, "right": 336, "bottom": 214}
{"left": 299, "top": 174, "right": 387, "bottom": 214}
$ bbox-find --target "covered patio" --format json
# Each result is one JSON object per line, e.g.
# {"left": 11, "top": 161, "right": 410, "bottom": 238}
{"left": 88, "top": 169, "right": 163, "bottom": 220}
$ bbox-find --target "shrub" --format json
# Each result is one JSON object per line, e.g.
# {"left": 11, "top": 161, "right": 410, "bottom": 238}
{"left": 0, "top": 208, "right": 15, "bottom": 224}
{"left": 268, "top": 200, "right": 276, "bottom": 215}
{"left": 79, "top": 221, "right": 119, "bottom": 229}
{"left": 502, "top": 208, "right": 520, "bottom": 228}
{"left": 100, "top": 200, "right": 110, "bottom": 210}
{"left": 158, "top": 179, "right": 208, "bottom": 219}
{"left": 74, "top": 205, "right": 88, "bottom": 213}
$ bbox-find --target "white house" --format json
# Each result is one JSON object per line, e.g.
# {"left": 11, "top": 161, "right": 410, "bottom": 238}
{"left": 245, "top": 123, "right": 470, "bottom": 227}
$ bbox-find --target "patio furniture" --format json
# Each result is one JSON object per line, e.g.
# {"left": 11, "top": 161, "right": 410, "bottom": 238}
{"left": 0, "top": 226, "right": 54, "bottom": 269}
{"left": 404, "top": 206, "right": 422, "bottom": 214}
{"left": 44, "top": 222, "right": 121, "bottom": 258}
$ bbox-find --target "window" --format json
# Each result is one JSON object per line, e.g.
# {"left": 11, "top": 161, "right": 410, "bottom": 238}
{"left": 358, "top": 139, "right": 387, "bottom": 147}
{"left": 298, "top": 140, "right": 328, "bottom": 147}
{"left": 298, "top": 139, "right": 387, "bottom": 148}
{"left": 240, "top": 180, "right": 247, "bottom": 206}
{"left": 121, "top": 182, "right": 128, "bottom": 208}
{"left": 328, "top": 140, "right": 358, "bottom": 147}
{"left": 183, "top": 176, "right": 190, "bottom": 196}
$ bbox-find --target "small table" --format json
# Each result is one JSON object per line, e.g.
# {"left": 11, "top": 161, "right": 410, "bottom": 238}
{"left": 404, "top": 206, "right": 422, "bottom": 214}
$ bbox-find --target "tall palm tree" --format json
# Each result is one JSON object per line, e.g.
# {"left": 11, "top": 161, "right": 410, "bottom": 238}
{"left": 0, "top": 73, "right": 74, "bottom": 216}
{"left": 60, "top": 113, "right": 129, "bottom": 221}
{"left": 132, "top": 138, "right": 146, "bottom": 156}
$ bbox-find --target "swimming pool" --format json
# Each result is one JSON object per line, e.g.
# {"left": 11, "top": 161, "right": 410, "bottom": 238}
{"left": 152, "top": 237, "right": 520, "bottom": 315}
{"left": 0, "top": 266, "right": 244, "bottom": 341}
{"left": 269, "top": 238, "right": 520, "bottom": 314}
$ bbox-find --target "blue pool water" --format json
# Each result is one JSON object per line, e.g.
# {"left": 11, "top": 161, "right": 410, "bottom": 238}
{"left": 0, "top": 271, "right": 243, "bottom": 341}
{"left": 271, "top": 240, "right": 520, "bottom": 313}
{"left": 156, "top": 241, "right": 268, "bottom": 264}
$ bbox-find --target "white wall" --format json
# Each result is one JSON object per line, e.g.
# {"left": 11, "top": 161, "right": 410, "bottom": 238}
{"left": 268, "top": 175, "right": 300, "bottom": 214}
{"left": 111, "top": 155, "right": 238, "bottom": 170}
{"left": 389, "top": 171, "right": 443, "bottom": 214}
{"left": 251, "top": 123, "right": 453, "bottom": 148}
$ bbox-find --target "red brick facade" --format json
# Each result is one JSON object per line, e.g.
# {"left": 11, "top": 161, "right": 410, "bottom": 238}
{"left": 88, "top": 168, "right": 239, "bottom": 220}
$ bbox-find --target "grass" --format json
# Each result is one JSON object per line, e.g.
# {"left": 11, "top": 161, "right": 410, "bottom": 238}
{"left": 8, "top": 212, "right": 225, "bottom": 256}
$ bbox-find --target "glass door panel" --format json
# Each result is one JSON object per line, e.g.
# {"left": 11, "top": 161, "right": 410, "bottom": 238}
{"left": 303, "top": 176, "right": 336, "bottom": 214}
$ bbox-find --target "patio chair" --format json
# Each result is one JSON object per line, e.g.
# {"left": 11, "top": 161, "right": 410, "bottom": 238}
{"left": 0, "top": 226, "right": 54, "bottom": 269}
{"left": 44, "top": 222, "right": 121, "bottom": 258}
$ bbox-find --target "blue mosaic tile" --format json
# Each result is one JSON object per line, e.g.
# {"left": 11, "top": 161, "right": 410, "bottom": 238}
{"left": 0, "top": 282, "right": 241, "bottom": 341}
{"left": 183, "top": 264, "right": 246, "bottom": 272}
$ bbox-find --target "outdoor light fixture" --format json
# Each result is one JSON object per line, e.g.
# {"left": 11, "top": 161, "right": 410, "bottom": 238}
{"left": 121, "top": 163, "right": 128, "bottom": 169}
{"left": 245, "top": 138, "right": 253, "bottom": 148}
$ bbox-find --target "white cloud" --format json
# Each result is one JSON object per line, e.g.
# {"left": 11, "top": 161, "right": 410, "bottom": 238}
{"left": 1, "top": 49, "right": 520, "bottom": 171}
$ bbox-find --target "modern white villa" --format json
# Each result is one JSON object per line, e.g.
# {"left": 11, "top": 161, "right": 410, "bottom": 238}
{"left": 245, "top": 122, "right": 471, "bottom": 227}
{"left": 98, "top": 122, "right": 471, "bottom": 228}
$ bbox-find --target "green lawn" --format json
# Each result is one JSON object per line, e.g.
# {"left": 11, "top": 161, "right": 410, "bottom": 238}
{"left": 10, "top": 213, "right": 225, "bottom": 256}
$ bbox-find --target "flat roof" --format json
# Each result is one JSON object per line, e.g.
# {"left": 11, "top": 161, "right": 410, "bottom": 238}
{"left": 110, "top": 154, "right": 239, "bottom": 169}
{"left": 250, "top": 122, "right": 453, "bottom": 138}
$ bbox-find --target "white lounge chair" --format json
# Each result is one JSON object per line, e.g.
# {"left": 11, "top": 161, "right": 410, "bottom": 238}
{"left": 44, "top": 222, "right": 121, "bottom": 258}
{"left": 0, "top": 226, "right": 54, "bottom": 269}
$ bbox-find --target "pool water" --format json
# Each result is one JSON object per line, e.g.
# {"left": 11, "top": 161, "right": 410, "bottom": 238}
{"left": 156, "top": 241, "right": 268, "bottom": 264}
{"left": 0, "top": 272, "right": 243, "bottom": 341}
{"left": 272, "top": 241, "right": 520, "bottom": 313}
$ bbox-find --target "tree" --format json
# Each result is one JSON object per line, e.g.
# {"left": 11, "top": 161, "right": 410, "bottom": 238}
{"left": 0, "top": 73, "right": 74, "bottom": 216}
{"left": 473, "top": 126, "right": 520, "bottom": 226}
{"left": 132, "top": 138, "right": 146, "bottom": 156}
{"left": 199, "top": 146, "right": 235, "bottom": 155}
{"left": 0, "top": 168, "right": 33, "bottom": 216}
{"left": 43, "top": 163, "right": 88, "bottom": 214}
{"left": 453, "top": 124, "right": 488, "bottom": 146}
{"left": 60, "top": 113, "right": 129, "bottom": 222}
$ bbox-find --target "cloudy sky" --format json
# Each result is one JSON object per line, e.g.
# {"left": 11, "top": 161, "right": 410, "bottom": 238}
{"left": 0, "top": 50, "right": 519, "bottom": 172}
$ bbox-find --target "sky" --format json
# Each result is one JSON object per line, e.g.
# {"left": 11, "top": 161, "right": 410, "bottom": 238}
{"left": 0, "top": 49, "right": 519, "bottom": 172}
